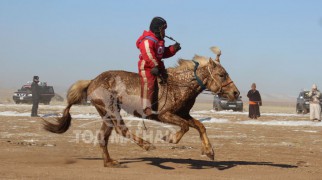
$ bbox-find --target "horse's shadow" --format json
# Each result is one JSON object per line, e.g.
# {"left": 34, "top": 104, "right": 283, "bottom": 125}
{"left": 78, "top": 157, "right": 298, "bottom": 170}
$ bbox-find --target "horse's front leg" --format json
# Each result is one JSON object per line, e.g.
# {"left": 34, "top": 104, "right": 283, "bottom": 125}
{"left": 187, "top": 118, "right": 214, "bottom": 160}
{"left": 158, "top": 112, "right": 189, "bottom": 144}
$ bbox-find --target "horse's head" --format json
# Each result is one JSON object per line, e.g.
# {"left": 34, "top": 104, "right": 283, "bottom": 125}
{"left": 204, "top": 47, "right": 240, "bottom": 101}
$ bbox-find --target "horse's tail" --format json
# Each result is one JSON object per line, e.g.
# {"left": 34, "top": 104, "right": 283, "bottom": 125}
{"left": 43, "top": 80, "right": 92, "bottom": 134}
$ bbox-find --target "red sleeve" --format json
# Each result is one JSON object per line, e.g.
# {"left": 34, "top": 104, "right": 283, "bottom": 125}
{"left": 163, "top": 45, "right": 176, "bottom": 59}
{"left": 139, "top": 39, "right": 159, "bottom": 68}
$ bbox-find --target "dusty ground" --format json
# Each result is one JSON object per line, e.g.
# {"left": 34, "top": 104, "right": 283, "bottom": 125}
{"left": 0, "top": 103, "right": 321, "bottom": 180}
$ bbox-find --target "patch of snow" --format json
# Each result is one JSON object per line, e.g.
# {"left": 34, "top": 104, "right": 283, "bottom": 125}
{"left": 293, "top": 130, "right": 318, "bottom": 133}
{"left": 0, "top": 104, "right": 30, "bottom": 107}
{"left": 200, "top": 118, "right": 230, "bottom": 123}
{"left": 123, "top": 116, "right": 147, "bottom": 121}
{"left": 0, "top": 104, "right": 66, "bottom": 109}
{"left": 238, "top": 120, "right": 322, "bottom": 127}
{"left": 191, "top": 110, "right": 213, "bottom": 114}
{"left": 261, "top": 113, "right": 303, "bottom": 117}
{"left": 43, "top": 144, "right": 55, "bottom": 147}
{"left": 72, "top": 114, "right": 100, "bottom": 119}
{"left": 190, "top": 114, "right": 205, "bottom": 118}
{"left": 23, "top": 139, "right": 38, "bottom": 143}
{"left": 0, "top": 111, "right": 31, "bottom": 117}
{"left": 192, "top": 109, "right": 305, "bottom": 117}
{"left": 211, "top": 110, "right": 247, "bottom": 115}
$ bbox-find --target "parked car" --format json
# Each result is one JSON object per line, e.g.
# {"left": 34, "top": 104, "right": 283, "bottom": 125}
{"left": 12, "top": 82, "right": 55, "bottom": 105}
{"left": 296, "top": 90, "right": 322, "bottom": 114}
{"left": 213, "top": 94, "right": 243, "bottom": 111}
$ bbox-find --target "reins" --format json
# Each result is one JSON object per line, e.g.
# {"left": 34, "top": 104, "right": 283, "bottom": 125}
{"left": 192, "top": 60, "right": 207, "bottom": 91}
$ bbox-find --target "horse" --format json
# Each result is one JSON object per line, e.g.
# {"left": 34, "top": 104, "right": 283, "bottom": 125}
{"left": 43, "top": 47, "right": 240, "bottom": 167}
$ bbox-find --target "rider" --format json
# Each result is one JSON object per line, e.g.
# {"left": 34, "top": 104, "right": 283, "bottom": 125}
{"left": 136, "top": 17, "right": 181, "bottom": 116}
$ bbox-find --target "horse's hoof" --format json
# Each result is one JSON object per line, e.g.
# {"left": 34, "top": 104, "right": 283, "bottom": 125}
{"left": 162, "top": 134, "right": 176, "bottom": 144}
{"left": 206, "top": 152, "right": 215, "bottom": 161}
{"left": 161, "top": 135, "right": 168, "bottom": 142}
{"left": 143, "top": 144, "right": 156, "bottom": 151}
{"left": 202, "top": 147, "right": 215, "bottom": 161}
{"left": 104, "top": 160, "right": 125, "bottom": 168}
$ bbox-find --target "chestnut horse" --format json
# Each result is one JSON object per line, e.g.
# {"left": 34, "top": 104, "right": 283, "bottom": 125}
{"left": 44, "top": 47, "right": 240, "bottom": 167}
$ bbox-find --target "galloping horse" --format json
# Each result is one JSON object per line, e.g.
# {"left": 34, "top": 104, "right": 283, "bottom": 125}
{"left": 44, "top": 47, "right": 240, "bottom": 167}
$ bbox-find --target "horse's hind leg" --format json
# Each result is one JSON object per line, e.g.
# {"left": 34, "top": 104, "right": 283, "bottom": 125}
{"left": 97, "top": 120, "right": 121, "bottom": 167}
{"left": 92, "top": 99, "right": 124, "bottom": 167}
{"left": 187, "top": 118, "right": 214, "bottom": 160}
{"left": 158, "top": 112, "right": 190, "bottom": 144}
{"left": 112, "top": 117, "right": 156, "bottom": 151}
{"left": 93, "top": 102, "right": 120, "bottom": 167}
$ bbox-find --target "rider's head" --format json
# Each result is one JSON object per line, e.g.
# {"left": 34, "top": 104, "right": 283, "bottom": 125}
{"left": 150, "top": 17, "right": 167, "bottom": 40}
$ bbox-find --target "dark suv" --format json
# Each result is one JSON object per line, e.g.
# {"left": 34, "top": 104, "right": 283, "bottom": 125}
{"left": 296, "top": 90, "right": 322, "bottom": 114}
{"left": 13, "top": 82, "right": 55, "bottom": 105}
{"left": 213, "top": 94, "right": 243, "bottom": 111}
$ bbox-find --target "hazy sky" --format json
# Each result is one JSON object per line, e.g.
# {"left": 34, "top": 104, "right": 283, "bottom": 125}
{"left": 1, "top": 0, "right": 321, "bottom": 96}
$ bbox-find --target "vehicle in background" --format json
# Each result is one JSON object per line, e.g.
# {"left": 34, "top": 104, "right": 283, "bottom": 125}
{"left": 213, "top": 94, "right": 243, "bottom": 111}
{"left": 296, "top": 90, "right": 322, "bottom": 114}
{"left": 12, "top": 82, "right": 55, "bottom": 105}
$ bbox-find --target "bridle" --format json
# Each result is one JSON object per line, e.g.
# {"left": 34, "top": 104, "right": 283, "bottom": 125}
{"left": 206, "top": 62, "right": 234, "bottom": 94}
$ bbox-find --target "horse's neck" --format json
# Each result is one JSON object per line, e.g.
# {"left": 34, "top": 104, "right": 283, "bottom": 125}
{"left": 168, "top": 69, "right": 193, "bottom": 80}
{"left": 167, "top": 68, "right": 206, "bottom": 100}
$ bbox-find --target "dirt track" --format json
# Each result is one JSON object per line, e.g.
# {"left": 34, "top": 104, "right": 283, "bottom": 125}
{"left": 0, "top": 104, "right": 321, "bottom": 180}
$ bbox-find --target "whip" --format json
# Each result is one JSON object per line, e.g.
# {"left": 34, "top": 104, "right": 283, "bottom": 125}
{"left": 165, "top": 35, "right": 179, "bottom": 43}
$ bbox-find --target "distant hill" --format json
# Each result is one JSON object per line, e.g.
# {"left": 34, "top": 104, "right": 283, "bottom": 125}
{"left": 0, "top": 88, "right": 15, "bottom": 103}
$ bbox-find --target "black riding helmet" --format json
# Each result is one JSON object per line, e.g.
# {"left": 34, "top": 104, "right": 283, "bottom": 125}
{"left": 149, "top": 17, "right": 167, "bottom": 40}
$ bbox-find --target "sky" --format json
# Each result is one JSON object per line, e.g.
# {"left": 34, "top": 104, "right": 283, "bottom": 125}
{"left": 0, "top": 0, "right": 321, "bottom": 97}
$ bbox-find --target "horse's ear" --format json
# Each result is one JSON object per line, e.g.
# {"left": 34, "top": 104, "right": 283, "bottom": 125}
{"left": 210, "top": 46, "right": 221, "bottom": 63}
{"left": 215, "top": 55, "right": 220, "bottom": 63}
{"left": 209, "top": 57, "right": 216, "bottom": 66}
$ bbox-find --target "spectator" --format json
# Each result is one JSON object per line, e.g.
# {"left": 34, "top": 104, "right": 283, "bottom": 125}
{"left": 31, "top": 76, "right": 40, "bottom": 117}
{"left": 247, "top": 83, "right": 262, "bottom": 119}
{"left": 308, "top": 84, "right": 321, "bottom": 121}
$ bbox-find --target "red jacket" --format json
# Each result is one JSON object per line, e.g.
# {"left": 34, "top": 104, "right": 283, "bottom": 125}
{"left": 136, "top": 30, "right": 176, "bottom": 72}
